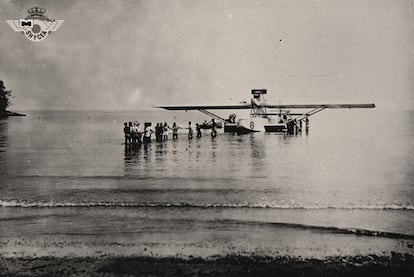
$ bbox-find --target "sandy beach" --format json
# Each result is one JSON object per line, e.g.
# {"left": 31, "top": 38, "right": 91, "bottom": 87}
{"left": 1, "top": 213, "right": 414, "bottom": 276}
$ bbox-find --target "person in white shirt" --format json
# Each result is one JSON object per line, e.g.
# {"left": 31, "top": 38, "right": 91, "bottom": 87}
{"left": 143, "top": 122, "right": 153, "bottom": 144}
{"left": 130, "top": 121, "right": 141, "bottom": 145}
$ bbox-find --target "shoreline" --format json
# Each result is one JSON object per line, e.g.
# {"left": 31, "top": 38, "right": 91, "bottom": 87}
{"left": 1, "top": 254, "right": 413, "bottom": 276}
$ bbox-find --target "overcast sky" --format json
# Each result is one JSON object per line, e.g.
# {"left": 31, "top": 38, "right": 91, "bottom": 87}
{"left": 0, "top": 0, "right": 413, "bottom": 111}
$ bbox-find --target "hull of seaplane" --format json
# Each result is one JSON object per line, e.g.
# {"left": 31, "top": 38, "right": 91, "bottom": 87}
{"left": 236, "top": 117, "right": 287, "bottom": 135}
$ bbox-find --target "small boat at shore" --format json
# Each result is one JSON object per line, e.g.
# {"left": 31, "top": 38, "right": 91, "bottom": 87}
{"left": 199, "top": 121, "right": 223, "bottom": 130}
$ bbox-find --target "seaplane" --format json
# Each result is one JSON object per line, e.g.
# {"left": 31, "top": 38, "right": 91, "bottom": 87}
{"left": 157, "top": 89, "right": 375, "bottom": 135}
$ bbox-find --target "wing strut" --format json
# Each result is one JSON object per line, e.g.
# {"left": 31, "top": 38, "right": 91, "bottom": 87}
{"left": 292, "top": 106, "right": 327, "bottom": 122}
{"left": 285, "top": 106, "right": 327, "bottom": 131}
{"left": 199, "top": 109, "right": 226, "bottom": 121}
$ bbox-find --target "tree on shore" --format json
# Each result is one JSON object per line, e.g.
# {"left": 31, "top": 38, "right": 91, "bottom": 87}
{"left": 0, "top": 80, "right": 12, "bottom": 113}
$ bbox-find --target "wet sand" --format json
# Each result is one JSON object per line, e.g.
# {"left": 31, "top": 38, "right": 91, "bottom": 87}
{"left": 1, "top": 222, "right": 414, "bottom": 276}
{"left": 1, "top": 254, "right": 414, "bottom": 276}
{"left": 2, "top": 209, "right": 414, "bottom": 275}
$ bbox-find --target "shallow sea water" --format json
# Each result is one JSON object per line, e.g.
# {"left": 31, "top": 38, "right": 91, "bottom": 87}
{"left": 0, "top": 110, "right": 413, "bottom": 258}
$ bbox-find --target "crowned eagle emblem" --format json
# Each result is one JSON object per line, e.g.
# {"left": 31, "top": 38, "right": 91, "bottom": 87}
{"left": 6, "top": 7, "right": 64, "bottom": 42}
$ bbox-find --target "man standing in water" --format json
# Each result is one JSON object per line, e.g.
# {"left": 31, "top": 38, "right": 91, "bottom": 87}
{"left": 155, "top": 123, "right": 162, "bottom": 142}
{"left": 123, "top": 122, "right": 131, "bottom": 147}
{"left": 188, "top": 121, "right": 193, "bottom": 139}
{"left": 143, "top": 122, "right": 153, "bottom": 144}
{"left": 211, "top": 119, "right": 217, "bottom": 138}
{"left": 130, "top": 122, "right": 140, "bottom": 146}
{"left": 196, "top": 123, "right": 202, "bottom": 138}
{"left": 171, "top": 122, "right": 179, "bottom": 140}
{"left": 163, "top": 122, "right": 169, "bottom": 140}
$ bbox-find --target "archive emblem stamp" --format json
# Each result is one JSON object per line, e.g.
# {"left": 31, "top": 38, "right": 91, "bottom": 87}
{"left": 6, "top": 7, "right": 64, "bottom": 42}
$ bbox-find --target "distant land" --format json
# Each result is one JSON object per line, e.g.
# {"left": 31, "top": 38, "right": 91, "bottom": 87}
{"left": 0, "top": 111, "right": 26, "bottom": 117}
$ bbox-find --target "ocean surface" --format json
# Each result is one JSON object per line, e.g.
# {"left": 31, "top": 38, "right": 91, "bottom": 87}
{"left": 0, "top": 109, "right": 413, "bottom": 258}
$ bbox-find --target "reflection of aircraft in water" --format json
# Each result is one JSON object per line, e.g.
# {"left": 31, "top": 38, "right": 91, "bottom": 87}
{"left": 157, "top": 89, "right": 375, "bottom": 135}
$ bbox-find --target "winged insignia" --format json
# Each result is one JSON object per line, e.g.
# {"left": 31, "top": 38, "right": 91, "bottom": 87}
{"left": 6, "top": 19, "right": 64, "bottom": 33}
{"left": 6, "top": 7, "right": 63, "bottom": 41}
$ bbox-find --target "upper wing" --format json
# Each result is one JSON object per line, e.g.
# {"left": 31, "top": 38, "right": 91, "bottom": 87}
{"left": 157, "top": 104, "right": 252, "bottom": 110}
{"left": 264, "top": 103, "right": 375, "bottom": 109}
{"left": 6, "top": 20, "right": 22, "bottom": 32}
{"left": 157, "top": 103, "right": 375, "bottom": 110}
{"left": 45, "top": 20, "right": 64, "bottom": 32}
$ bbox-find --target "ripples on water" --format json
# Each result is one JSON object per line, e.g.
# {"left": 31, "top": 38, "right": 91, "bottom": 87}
{"left": 0, "top": 110, "right": 413, "bottom": 237}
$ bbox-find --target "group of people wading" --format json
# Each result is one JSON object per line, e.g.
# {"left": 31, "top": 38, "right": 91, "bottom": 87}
{"left": 123, "top": 119, "right": 217, "bottom": 147}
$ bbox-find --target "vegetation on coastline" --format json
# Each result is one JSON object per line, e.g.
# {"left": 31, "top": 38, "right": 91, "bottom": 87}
{"left": 0, "top": 80, "right": 25, "bottom": 117}
{"left": 0, "top": 80, "right": 12, "bottom": 113}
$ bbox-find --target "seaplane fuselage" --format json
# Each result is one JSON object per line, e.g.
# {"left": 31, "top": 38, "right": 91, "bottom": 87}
{"left": 236, "top": 117, "right": 286, "bottom": 134}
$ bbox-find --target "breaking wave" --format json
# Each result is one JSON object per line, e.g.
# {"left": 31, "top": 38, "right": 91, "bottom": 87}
{"left": 257, "top": 221, "right": 414, "bottom": 240}
{"left": 1, "top": 199, "right": 413, "bottom": 210}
